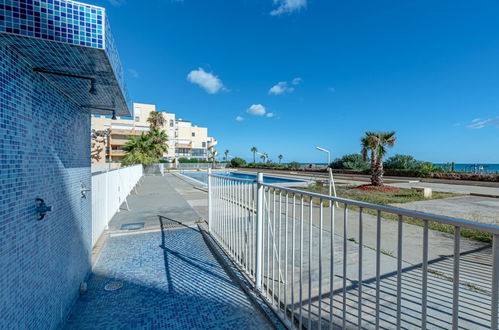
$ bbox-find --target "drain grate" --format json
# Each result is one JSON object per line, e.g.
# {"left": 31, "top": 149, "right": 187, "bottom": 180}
{"left": 120, "top": 222, "right": 145, "bottom": 231}
{"left": 104, "top": 281, "right": 123, "bottom": 291}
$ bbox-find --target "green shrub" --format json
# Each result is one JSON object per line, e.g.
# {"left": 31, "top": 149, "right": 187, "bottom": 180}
{"left": 384, "top": 154, "right": 422, "bottom": 170}
{"left": 330, "top": 154, "right": 370, "bottom": 170}
{"left": 230, "top": 157, "right": 247, "bottom": 168}
{"left": 288, "top": 161, "right": 301, "bottom": 169}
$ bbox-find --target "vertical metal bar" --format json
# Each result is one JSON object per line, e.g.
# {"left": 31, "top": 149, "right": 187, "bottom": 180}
{"left": 319, "top": 199, "right": 323, "bottom": 329}
{"left": 397, "top": 215, "right": 403, "bottom": 329}
{"left": 422, "top": 220, "right": 429, "bottom": 330}
{"left": 267, "top": 188, "right": 271, "bottom": 298}
{"left": 329, "top": 197, "right": 335, "bottom": 329}
{"left": 253, "top": 182, "right": 256, "bottom": 277}
{"left": 208, "top": 168, "right": 212, "bottom": 232}
{"left": 272, "top": 189, "right": 276, "bottom": 305}
{"left": 299, "top": 195, "right": 304, "bottom": 329}
{"left": 452, "top": 227, "right": 461, "bottom": 329}
{"left": 342, "top": 204, "right": 348, "bottom": 329}
{"left": 358, "top": 208, "right": 363, "bottom": 329}
{"left": 492, "top": 234, "right": 499, "bottom": 330}
{"left": 284, "top": 192, "right": 289, "bottom": 318}
{"left": 230, "top": 180, "right": 233, "bottom": 254}
{"left": 308, "top": 197, "right": 313, "bottom": 330}
{"left": 255, "top": 173, "right": 264, "bottom": 291}
{"left": 291, "top": 193, "right": 296, "bottom": 323}
{"left": 278, "top": 191, "right": 282, "bottom": 310}
{"left": 238, "top": 181, "right": 242, "bottom": 262}
{"left": 245, "top": 182, "right": 249, "bottom": 270}
{"left": 376, "top": 210, "right": 381, "bottom": 330}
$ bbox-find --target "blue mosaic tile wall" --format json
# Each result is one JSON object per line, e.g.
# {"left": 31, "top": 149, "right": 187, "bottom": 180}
{"left": 0, "top": 0, "right": 130, "bottom": 116}
{"left": 0, "top": 0, "right": 104, "bottom": 48}
{"left": 0, "top": 43, "right": 92, "bottom": 328}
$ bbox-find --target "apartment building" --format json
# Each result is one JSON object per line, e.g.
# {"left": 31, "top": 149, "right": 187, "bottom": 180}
{"left": 91, "top": 103, "right": 217, "bottom": 163}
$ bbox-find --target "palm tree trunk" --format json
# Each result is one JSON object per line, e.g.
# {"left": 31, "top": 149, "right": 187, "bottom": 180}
{"left": 373, "top": 157, "right": 384, "bottom": 186}
{"left": 370, "top": 151, "right": 377, "bottom": 186}
{"left": 253, "top": 152, "right": 256, "bottom": 163}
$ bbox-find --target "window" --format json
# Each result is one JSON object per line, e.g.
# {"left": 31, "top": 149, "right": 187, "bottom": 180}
{"left": 202, "top": 142, "right": 206, "bottom": 148}
{"left": 135, "top": 116, "right": 140, "bottom": 122}
{"left": 192, "top": 132, "right": 195, "bottom": 137}
{"left": 170, "top": 120, "right": 174, "bottom": 127}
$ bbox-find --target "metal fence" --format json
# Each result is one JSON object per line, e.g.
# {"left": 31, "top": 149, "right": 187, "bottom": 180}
{"left": 207, "top": 170, "right": 499, "bottom": 329}
{"left": 166, "top": 163, "right": 228, "bottom": 169}
{"left": 91, "top": 164, "right": 143, "bottom": 246}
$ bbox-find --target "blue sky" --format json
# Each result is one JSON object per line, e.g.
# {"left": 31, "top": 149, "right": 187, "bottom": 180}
{"left": 94, "top": 0, "right": 499, "bottom": 163}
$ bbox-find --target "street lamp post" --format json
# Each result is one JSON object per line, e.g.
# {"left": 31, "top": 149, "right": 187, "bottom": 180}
{"left": 315, "top": 146, "right": 337, "bottom": 207}
{"left": 315, "top": 146, "right": 330, "bottom": 166}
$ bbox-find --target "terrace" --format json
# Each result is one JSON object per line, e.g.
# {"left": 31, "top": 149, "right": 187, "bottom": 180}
{"left": 71, "top": 167, "right": 499, "bottom": 329}
{"left": 1, "top": 0, "right": 498, "bottom": 329}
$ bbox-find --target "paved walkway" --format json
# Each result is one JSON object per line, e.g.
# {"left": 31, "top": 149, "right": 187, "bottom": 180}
{"left": 389, "top": 181, "right": 499, "bottom": 196}
{"left": 65, "top": 175, "right": 273, "bottom": 329}
{"left": 392, "top": 195, "right": 499, "bottom": 226}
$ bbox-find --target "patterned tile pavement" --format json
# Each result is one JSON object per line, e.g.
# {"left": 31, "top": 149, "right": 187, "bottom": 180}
{"left": 65, "top": 226, "right": 273, "bottom": 329}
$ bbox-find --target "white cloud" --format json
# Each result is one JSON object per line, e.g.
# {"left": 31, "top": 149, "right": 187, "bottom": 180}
{"left": 270, "top": 0, "right": 307, "bottom": 16}
{"left": 328, "top": 87, "right": 336, "bottom": 92}
{"left": 292, "top": 77, "right": 302, "bottom": 85}
{"left": 108, "top": 0, "right": 124, "bottom": 6}
{"left": 187, "top": 68, "right": 225, "bottom": 94}
{"left": 128, "top": 68, "right": 139, "bottom": 78}
{"left": 269, "top": 81, "right": 294, "bottom": 95}
{"left": 467, "top": 117, "right": 499, "bottom": 129}
{"left": 266, "top": 112, "right": 275, "bottom": 118}
{"left": 247, "top": 104, "right": 266, "bottom": 116}
{"left": 236, "top": 116, "right": 244, "bottom": 121}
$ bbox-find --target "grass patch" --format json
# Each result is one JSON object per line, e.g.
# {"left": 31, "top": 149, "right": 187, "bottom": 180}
{"left": 295, "top": 183, "right": 492, "bottom": 243}
{"left": 308, "top": 183, "right": 459, "bottom": 205}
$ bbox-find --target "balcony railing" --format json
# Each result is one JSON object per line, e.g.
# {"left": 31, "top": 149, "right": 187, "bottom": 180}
{"left": 110, "top": 150, "right": 127, "bottom": 156}
{"left": 207, "top": 171, "right": 499, "bottom": 329}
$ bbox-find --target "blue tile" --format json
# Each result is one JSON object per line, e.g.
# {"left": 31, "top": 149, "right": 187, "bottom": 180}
{"left": 65, "top": 228, "right": 272, "bottom": 329}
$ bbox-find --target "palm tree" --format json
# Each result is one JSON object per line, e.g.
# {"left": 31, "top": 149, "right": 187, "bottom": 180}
{"left": 147, "top": 111, "right": 166, "bottom": 129}
{"left": 148, "top": 128, "right": 169, "bottom": 158}
{"left": 278, "top": 154, "right": 283, "bottom": 164}
{"left": 208, "top": 148, "right": 218, "bottom": 167}
{"left": 224, "top": 149, "right": 229, "bottom": 162}
{"left": 251, "top": 147, "right": 258, "bottom": 163}
{"left": 361, "top": 131, "right": 396, "bottom": 186}
{"left": 260, "top": 153, "right": 268, "bottom": 163}
{"left": 122, "top": 133, "right": 157, "bottom": 166}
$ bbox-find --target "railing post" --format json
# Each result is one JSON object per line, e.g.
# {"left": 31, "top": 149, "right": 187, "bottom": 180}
{"left": 255, "top": 172, "right": 264, "bottom": 291}
{"left": 492, "top": 233, "right": 499, "bottom": 330}
{"left": 208, "top": 168, "right": 213, "bottom": 233}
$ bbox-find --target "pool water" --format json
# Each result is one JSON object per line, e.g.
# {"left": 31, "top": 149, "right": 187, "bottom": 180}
{"left": 181, "top": 171, "right": 304, "bottom": 184}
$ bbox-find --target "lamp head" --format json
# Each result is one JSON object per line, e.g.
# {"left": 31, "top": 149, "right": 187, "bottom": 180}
{"left": 89, "top": 80, "right": 97, "bottom": 95}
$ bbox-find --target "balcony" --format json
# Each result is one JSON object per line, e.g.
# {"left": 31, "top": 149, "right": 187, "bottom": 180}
{"left": 109, "top": 149, "right": 126, "bottom": 156}
{"left": 110, "top": 138, "right": 129, "bottom": 146}
{"left": 176, "top": 143, "right": 192, "bottom": 149}
{"left": 111, "top": 129, "right": 145, "bottom": 136}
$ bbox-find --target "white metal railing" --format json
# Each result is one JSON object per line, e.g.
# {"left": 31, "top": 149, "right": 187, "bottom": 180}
{"left": 207, "top": 169, "right": 499, "bottom": 329}
{"left": 91, "top": 164, "right": 143, "bottom": 246}
{"left": 166, "top": 163, "right": 228, "bottom": 169}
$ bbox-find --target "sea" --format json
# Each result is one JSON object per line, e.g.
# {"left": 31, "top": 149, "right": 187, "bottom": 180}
{"left": 300, "top": 163, "right": 499, "bottom": 173}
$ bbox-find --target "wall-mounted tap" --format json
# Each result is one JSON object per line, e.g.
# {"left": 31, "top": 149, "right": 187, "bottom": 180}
{"left": 35, "top": 198, "right": 53, "bottom": 220}
{"left": 81, "top": 182, "right": 91, "bottom": 199}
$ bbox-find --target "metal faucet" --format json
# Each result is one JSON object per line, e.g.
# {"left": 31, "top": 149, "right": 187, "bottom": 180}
{"left": 81, "top": 182, "right": 91, "bottom": 199}
{"left": 35, "top": 198, "right": 53, "bottom": 220}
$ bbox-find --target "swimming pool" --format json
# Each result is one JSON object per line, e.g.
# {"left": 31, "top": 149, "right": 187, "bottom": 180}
{"left": 180, "top": 171, "right": 305, "bottom": 185}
